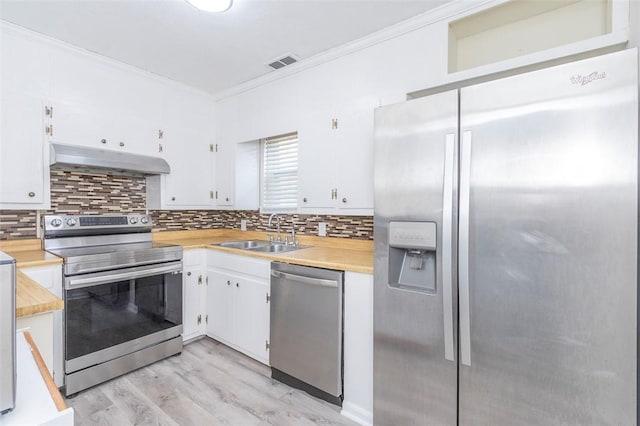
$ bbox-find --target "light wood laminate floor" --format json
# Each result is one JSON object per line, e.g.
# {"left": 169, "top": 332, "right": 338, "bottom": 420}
{"left": 65, "top": 338, "right": 357, "bottom": 426}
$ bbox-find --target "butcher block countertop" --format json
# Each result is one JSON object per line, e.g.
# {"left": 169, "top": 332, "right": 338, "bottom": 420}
{"left": 154, "top": 229, "right": 374, "bottom": 274}
{"left": 16, "top": 270, "right": 64, "bottom": 318}
{"left": 0, "top": 239, "right": 64, "bottom": 318}
{"left": 0, "top": 239, "right": 63, "bottom": 267}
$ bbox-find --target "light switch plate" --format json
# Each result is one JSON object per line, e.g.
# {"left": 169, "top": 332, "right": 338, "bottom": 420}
{"left": 240, "top": 219, "right": 247, "bottom": 231}
{"left": 318, "top": 222, "right": 327, "bottom": 237}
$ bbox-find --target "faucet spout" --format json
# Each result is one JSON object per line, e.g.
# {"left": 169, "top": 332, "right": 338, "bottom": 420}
{"left": 268, "top": 213, "right": 282, "bottom": 242}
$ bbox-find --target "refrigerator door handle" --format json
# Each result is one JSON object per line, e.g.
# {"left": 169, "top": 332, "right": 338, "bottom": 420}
{"left": 442, "top": 133, "right": 455, "bottom": 362}
{"left": 459, "top": 130, "right": 473, "bottom": 366}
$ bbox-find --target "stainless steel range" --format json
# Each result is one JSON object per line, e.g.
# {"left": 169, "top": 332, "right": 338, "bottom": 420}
{"left": 44, "top": 214, "right": 183, "bottom": 396}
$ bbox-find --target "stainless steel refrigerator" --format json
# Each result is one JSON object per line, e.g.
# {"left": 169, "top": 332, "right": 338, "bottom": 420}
{"left": 374, "top": 48, "right": 638, "bottom": 425}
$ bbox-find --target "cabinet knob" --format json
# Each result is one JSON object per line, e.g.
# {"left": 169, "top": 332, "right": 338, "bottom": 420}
{"left": 187, "top": 272, "right": 191, "bottom": 276}
{"left": 236, "top": 282, "right": 239, "bottom": 287}
{"left": 119, "top": 142, "right": 125, "bottom": 147}
{"left": 303, "top": 197, "right": 307, "bottom": 203}
{"left": 342, "top": 197, "right": 347, "bottom": 203}
{"left": 171, "top": 196, "right": 176, "bottom": 201}
{"left": 101, "top": 139, "right": 107, "bottom": 144}
{"left": 226, "top": 197, "right": 229, "bottom": 202}
{"left": 227, "top": 280, "right": 231, "bottom": 286}
{"left": 28, "top": 192, "right": 35, "bottom": 198}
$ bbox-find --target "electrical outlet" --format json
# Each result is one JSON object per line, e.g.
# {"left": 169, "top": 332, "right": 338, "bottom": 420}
{"left": 318, "top": 222, "right": 327, "bottom": 237}
{"left": 240, "top": 219, "right": 247, "bottom": 231}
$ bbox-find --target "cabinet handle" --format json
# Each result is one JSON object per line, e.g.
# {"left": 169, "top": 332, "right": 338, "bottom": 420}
{"left": 226, "top": 197, "right": 229, "bottom": 202}
{"left": 342, "top": 197, "right": 347, "bottom": 203}
{"left": 119, "top": 142, "right": 125, "bottom": 147}
{"left": 28, "top": 192, "right": 35, "bottom": 198}
{"left": 236, "top": 282, "right": 239, "bottom": 287}
{"left": 101, "top": 139, "right": 107, "bottom": 144}
{"left": 187, "top": 272, "right": 191, "bottom": 276}
{"left": 303, "top": 197, "right": 307, "bottom": 203}
{"left": 227, "top": 280, "right": 231, "bottom": 286}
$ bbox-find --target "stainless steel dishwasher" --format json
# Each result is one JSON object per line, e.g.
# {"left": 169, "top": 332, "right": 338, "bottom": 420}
{"left": 270, "top": 262, "right": 344, "bottom": 405}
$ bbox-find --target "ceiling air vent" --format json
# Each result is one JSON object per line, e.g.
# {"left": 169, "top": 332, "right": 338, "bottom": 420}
{"left": 267, "top": 54, "right": 299, "bottom": 70}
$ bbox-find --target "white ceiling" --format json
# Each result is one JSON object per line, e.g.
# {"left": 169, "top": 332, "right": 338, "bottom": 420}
{"left": 0, "top": 0, "right": 449, "bottom": 96}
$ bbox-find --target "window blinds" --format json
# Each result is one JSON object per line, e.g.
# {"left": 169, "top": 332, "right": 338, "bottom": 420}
{"left": 262, "top": 132, "right": 298, "bottom": 211}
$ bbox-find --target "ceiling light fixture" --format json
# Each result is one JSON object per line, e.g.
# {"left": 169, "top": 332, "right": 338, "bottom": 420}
{"left": 185, "top": 0, "right": 233, "bottom": 13}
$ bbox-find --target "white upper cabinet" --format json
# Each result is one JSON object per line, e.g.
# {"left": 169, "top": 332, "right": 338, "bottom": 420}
{"left": 333, "top": 103, "right": 375, "bottom": 211}
{"left": 297, "top": 99, "right": 377, "bottom": 215}
{"left": 215, "top": 141, "right": 234, "bottom": 208}
{"left": 0, "top": 29, "right": 50, "bottom": 208}
{"left": 0, "top": 93, "right": 47, "bottom": 207}
{"left": 148, "top": 87, "right": 216, "bottom": 210}
{"left": 160, "top": 126, "right": 215, "bottom": 208}
{"left": 48, "top": 48, "right": 164, "bottom": 156}
{"left": 297, "top": 109, "right": 336, "bottom": 211}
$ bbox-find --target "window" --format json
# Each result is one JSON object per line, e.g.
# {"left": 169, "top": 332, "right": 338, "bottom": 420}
{"left": 261, "top": 132, "right": 298, "bottom": 212}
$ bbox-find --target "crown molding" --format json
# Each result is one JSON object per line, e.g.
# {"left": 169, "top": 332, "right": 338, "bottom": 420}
{"left": 213, "top": 0, "right": 499, "bottom": 101}
{"left": 0, "top": 19, "right": 217, "bottom": 101}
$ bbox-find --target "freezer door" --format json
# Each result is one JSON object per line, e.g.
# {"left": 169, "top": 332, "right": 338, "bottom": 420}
{"left": 458, "top": 48, "right": 638, "bottom": 425}
{"left": 374, "top": 89, "right": 458, "bottom": 425}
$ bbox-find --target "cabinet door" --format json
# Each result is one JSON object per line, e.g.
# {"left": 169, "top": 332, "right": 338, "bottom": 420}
{"left": 297, "top": 112, "right": 335, "bottom": 210}
{"left": 0, "top": 93, "right": 45, "bottom": 205}
{"left": 206, "top": 269, "right": 235, "bottom": 343}
{"left": 49, "top": 100, "right": 115, "bottom": 149}
{"left": 234, "top": 277, "right": 270, "bottom": 364}
{"left": 215, "top": 142, "right": 234, "bottom": 207}
{"left": 163, "top": 127, "right": 215, "bottom": 208}
{"left": 183, "top": 269, "right": 204, "bottom": 341}
{"left": 111, "top": 115, "right": 159, "bottom": 157}
{"left": 335, "top": 104, "right": 375, "bottom": 211}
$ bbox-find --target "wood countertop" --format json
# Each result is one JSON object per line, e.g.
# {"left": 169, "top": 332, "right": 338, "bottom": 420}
{"left": 16, "top": 270, "right": 64, "bottom": 318}
{"left": 0, "top": 239, "right": 63, "bottom": 268}
{"left": 0, "top": 239, "right": 64, "bottom": 317}
{"left": 153, "top": 229, "right": 374, "bottom": 274}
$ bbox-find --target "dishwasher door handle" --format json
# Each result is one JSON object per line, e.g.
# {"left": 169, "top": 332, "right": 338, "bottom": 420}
{"left": 271, "top": 270, "right": 338, "bottom": 288}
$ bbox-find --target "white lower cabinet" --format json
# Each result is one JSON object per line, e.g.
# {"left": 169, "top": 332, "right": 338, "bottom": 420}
{"left": 19, "top": 264, "right": 64, "bottom": 388}
{"left": 182, "top": 249, "right": 207, "bottom": 341}
{"left": 206, "top": 251, "right": 271, "bottom": 364}
{"left": 206, "top": 270, "right": 234, "bottom": 343}
{"left": 342, "top": 271, "right": 374, "bottom": 426}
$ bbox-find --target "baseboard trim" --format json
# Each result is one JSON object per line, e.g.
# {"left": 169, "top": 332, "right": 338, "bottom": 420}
{"left": 341, "top": 401, "right": 372, "bottom": 426}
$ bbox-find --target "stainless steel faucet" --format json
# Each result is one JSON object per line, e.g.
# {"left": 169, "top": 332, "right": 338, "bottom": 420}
{"left": 268, "top": 213, "right": 281, "bottom": 242}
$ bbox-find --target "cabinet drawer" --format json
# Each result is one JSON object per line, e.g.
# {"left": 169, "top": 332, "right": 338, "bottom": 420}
{"left": 207, "top": 251, "right": 270, "bottom": 279}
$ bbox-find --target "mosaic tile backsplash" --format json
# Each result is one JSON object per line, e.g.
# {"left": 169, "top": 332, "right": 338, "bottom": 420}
{"left": 0, "top": 171, "right": 373, "bottom": 240}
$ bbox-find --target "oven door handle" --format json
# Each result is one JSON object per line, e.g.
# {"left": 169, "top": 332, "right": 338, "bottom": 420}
{"left": 66, "top": 262, "right": 182, "bottom": 290}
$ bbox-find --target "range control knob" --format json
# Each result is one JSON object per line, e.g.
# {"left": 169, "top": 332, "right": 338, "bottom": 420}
{"left": 50, "top": 218, "right": 63, "bottom": 227}
{"left": 129, "top": 216, "right": 138, "bottom": 225}
{"left": 66, "top": 218, "right": 77, "bottom": 226}
{"left": 140, "top": 216, "right": 149, "bottom": 225}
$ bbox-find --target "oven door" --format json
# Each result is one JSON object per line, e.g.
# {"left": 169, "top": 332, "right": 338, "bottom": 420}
{"left": 64, "top": 261, "right": 182, "bottom": 374}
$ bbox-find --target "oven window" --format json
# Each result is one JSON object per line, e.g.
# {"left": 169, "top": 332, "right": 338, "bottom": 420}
{"left": 65, "top": 272, "right": 182, "bottom": 361}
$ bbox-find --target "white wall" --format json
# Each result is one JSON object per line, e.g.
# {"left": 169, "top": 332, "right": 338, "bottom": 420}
{"left": 1, "top": 22, "right": 216, "bottom": 155}
{"left": 215, "top": 0, "right": 635, "bottom": 146}
{"left": 215, "top": 19, "right": 448, "bottom": 145}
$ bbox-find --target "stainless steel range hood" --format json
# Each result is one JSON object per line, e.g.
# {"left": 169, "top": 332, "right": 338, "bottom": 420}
{"left": 49, "top": 143, "right": 170, "bottom": 175}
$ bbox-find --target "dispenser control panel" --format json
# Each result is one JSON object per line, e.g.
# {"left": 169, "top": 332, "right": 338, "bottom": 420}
{"left": 389, "top": 221, "right": 437, "bottom": 250}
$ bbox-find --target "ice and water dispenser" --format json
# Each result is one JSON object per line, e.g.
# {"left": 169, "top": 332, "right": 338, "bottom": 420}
{"left": 388, "top": 221, "right": 437, "bottom": 293}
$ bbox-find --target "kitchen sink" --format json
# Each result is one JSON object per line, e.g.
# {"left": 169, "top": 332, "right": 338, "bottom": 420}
{"left": 218, "top": 240, "right": 269, "bottom": 250}
{"left": 216, "top": 240, "right": 307, "bottom": 253}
